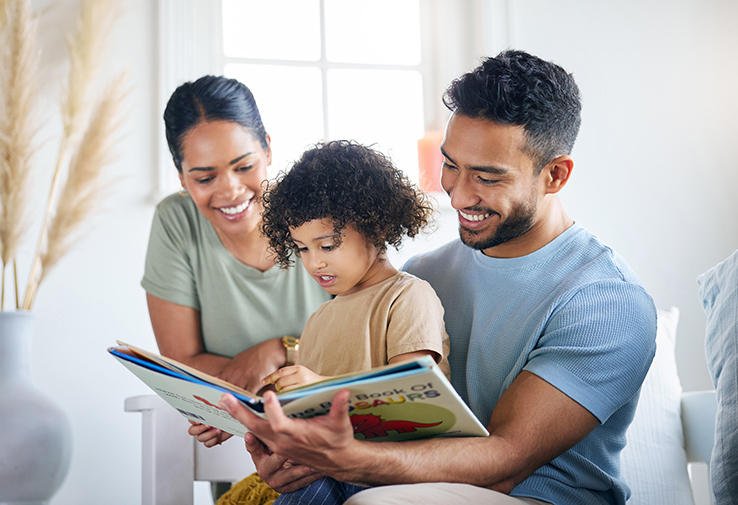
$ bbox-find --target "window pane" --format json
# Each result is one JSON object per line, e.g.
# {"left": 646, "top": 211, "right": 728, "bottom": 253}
{"left": 222, "top": 0, "right": 321, "bottom": 61}
{"left": 224, "top": 63, "right": 324, "bottom": 174}
{"left": 324, "top": 0, "right": 421, "bottom": 65}
{"left": 327, "top": 69, "right": 424, "bottom": 181}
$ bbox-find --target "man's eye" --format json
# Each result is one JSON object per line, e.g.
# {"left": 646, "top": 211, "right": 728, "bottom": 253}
{"left": 442, "top": 162, "right": 458, "bottom": 171}
{"left": 478, "top": 177, "right": 499, "bottom": 185}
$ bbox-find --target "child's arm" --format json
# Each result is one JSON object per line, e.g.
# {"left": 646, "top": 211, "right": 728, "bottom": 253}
{"left": 262, "top": 365, "right": 330, "bottom": 392}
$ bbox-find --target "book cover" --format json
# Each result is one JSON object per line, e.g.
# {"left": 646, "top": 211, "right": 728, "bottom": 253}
{"left": 110, "top": 342, "right": 489, "bottom": 442}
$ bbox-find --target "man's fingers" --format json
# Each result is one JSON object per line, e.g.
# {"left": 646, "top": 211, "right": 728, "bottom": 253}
{"left": 270, "top": 469, "right": 323, "bottom": 494}
{"left": 327, "top": 389, "right": 351, "bottom": 421}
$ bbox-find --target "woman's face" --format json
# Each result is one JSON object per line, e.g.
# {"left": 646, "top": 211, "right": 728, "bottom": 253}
{"left": 178, "top": 120, "right": 272, "bottom": 241}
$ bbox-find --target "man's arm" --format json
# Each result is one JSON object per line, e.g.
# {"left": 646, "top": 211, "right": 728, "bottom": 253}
{"left": 220, "top": 370, "right": 599, "bottom": 492}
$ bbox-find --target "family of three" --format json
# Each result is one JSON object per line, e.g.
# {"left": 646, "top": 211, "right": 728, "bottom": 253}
{"left": 141, "top": 49, "right": 657, "bottom": 505}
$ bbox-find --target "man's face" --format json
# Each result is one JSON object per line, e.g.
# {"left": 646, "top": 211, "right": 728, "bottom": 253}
{"left": 440, "top": 114, "right": 543, "bottom": 257}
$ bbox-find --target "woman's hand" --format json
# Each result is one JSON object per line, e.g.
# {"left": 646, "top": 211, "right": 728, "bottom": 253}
{"left": 219, "top": 337, "right": 286, "bottom": 392}
{"left": 261, "top": 365, "right": 328, "bottom": 392}
{"left": 187, "top": 421, "right": 234, "bottom": 447}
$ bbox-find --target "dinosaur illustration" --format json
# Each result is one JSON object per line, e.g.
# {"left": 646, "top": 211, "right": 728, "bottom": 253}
{"left": 350, "top": 413, "right": 442, "bottom": 439}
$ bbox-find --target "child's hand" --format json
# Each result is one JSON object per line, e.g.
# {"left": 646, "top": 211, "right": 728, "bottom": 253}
{"left": 187, "top": 421, "right": 233, "bottom": 447}
{"left": 262, "top": 365, "right": 328, "bottom": 392}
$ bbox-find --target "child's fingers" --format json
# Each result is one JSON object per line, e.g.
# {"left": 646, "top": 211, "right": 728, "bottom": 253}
{"left": 262, "top": 366, "right": 298, "bottom": 385}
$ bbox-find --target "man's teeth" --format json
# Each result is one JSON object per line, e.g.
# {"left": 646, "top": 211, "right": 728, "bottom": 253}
{"left": 460, "top": 211, "right": 490, "bottom": 222}
{"left": 219, "top": 201, "right": 249, "bottom": 215}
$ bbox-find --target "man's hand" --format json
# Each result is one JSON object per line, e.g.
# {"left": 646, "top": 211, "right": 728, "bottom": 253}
{"left": 262, "top": 365, "right": 328, "bottom": 392}
{"left": 219, "top": 389, "right": 357, "bottom": 483}
{"left": 243, "top": 432, "right": 323, "bottom": 492}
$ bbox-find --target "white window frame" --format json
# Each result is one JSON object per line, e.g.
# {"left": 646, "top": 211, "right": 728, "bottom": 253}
{"left": 153, "top": 0, "right": 502, "bottom": 201}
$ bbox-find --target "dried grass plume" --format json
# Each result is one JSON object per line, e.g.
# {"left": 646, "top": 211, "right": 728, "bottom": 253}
{"left": 40, "top": 74, "right": 127, "bottom": 282}
{"left": 0, "top": 0, "right": 39, "bottom": 309}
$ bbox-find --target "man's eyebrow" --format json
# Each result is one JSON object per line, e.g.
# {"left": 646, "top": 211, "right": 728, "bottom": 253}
{"left": 188, "top": 153, "right": 252, "bottom": 172}
{"left": 440, "top": 147, "right": 509, "bottom": 175}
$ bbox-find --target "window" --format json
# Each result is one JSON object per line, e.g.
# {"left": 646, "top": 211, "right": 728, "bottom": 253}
{"left": 220, "top": 0, "right": 425, "bottom": 183}
{"left": 154, "top": 0, "right": 489, "bottom": 199}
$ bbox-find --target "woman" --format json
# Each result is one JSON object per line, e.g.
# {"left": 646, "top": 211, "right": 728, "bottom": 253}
{"left": 141, "top": 75, "right": 331, "bottom": 394}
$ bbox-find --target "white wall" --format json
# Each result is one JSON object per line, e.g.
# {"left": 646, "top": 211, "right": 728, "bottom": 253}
{"left": 11, "top": 0, "right": 734, "bottom": 503}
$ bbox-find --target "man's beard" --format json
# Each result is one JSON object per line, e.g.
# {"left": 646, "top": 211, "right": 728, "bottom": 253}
{"left": 459, "top": 200, "right": 536, "bottom": 252}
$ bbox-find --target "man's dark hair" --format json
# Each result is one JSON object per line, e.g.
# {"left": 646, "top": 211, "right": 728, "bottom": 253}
{"left": 443, "top": 50, "right": 582, "bottom": 172}
{"left": 261, "top": 140, "right": 434, "bottom": 269}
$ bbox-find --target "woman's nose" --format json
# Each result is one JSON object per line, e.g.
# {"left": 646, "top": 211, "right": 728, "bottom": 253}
{"left": 216, "top": 171, "right": 244, "bottom": 199}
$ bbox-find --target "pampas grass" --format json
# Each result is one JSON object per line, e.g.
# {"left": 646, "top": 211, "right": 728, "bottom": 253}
{"left": 39, "top": 75, "right": 126, "bottom": 284}
{"left": 0, "top": 0, "right": 125, "bottom": 311}
{"left": 0, "top": 0, "right": 38, "bottom": 310}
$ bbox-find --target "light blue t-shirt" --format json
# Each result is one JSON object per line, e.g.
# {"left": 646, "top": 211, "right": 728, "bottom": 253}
{"left": 404, "top": 223, "right": 657, "bottom": 505}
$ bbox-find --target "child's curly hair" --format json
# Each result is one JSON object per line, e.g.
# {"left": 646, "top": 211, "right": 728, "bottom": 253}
{"left": 261, "top": 140, "right": 435, "bottom": 269}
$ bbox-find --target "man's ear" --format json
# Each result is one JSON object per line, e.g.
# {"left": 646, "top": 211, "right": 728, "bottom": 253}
{"left": 542, "top": 155, "right": 573, "bottom": 194}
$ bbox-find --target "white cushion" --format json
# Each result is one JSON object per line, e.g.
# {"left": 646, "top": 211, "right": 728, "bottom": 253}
{"left": 621, "top": 306, "right": 695, "bottom": 505}
{"left": 698, "top": 249, "right": 738, "bottom": 502}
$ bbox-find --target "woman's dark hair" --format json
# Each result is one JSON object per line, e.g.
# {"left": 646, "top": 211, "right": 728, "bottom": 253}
{"left": 163, "top": 75, "right": 268, "bottom": 172}
{"left": 261, "top": 140, "right": 435, "bottom": 269}
{"left": 443, "top": 49, "right": 582, "bottom": 172}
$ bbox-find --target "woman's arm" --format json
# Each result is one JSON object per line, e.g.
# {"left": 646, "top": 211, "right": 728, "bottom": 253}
{"left": 146, "top": 293, "right": 286, "bottom": 392}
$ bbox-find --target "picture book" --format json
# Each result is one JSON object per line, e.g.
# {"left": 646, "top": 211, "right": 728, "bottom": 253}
{"left": 109, "top": 342, "right": 489, "bottom": 442}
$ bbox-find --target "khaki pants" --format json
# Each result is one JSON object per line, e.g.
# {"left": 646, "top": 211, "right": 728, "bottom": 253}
{"left": 344, "top": 483, "right": 552, "bottom": 505}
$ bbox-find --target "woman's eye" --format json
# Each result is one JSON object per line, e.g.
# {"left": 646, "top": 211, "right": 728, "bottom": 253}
{"left": 195, "top": 177, "right": 213, "bottom": 184}
{"left": 236, "top": 164, "right": 253, "bottom": 172}
{"left": 296, "top": 247, "right": 308, "bottom": 254}
{"left": 321, "top": 245, "right": 335, "bottom": 252}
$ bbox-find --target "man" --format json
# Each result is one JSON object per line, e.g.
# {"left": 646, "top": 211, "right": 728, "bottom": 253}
{"left": 219, "top": 49, "right": 657, "bottom": 505}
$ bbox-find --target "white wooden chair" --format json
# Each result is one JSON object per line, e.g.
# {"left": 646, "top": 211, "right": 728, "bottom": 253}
{"left": 125, "top": 395, "right": 256, "bottom": 505}
{"left": 126, "top": 390, "right": 717, "bottom": 505}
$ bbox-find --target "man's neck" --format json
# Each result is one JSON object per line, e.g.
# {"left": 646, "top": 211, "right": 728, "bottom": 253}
{"left": 482, "top": 196, "right": 574, "bottom": 259}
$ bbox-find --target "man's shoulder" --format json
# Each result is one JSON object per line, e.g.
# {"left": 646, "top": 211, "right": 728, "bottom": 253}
{"left": 403, "top": 239, "right": 469, "bottom": 273}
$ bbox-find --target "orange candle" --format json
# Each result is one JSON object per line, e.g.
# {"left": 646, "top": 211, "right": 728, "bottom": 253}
{"left": 417, "top": 131, "right": 444, "bottom": 193}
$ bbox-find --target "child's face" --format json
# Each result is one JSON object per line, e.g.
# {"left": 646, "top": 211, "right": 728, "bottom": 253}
{"left": 290, "top": 219, "right": 384, "bottom": 296}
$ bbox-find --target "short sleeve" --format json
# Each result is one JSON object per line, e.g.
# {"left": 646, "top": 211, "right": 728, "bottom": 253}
{"left": 386, "top": 277, "right": 450, "bottom": 375}
{"left": 141, "top": 197, "right": 200, "bottom": 310}
{"left": 524, "top": 280, "right": 657, "bottom": 423}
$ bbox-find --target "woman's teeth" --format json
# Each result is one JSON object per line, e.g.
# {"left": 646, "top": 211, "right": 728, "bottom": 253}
{"left": 219, "top": 201, "right": 249, "bottom": 215}
{"left": 460, "top": 211, "right": 490, "bottom": 222}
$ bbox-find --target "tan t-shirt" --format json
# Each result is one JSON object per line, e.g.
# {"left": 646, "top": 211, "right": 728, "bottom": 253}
{"left": 297, "top": 271, "right": 450, "bottom": 379}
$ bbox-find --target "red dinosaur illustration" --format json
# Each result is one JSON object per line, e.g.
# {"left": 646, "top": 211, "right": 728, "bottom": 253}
{"left": 350, "top": 413, "right": 442, "bottom": 439}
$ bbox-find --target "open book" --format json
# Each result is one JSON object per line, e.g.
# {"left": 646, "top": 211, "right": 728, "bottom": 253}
{"left": 110, "top": 342, "right": 489, "bottom": 442}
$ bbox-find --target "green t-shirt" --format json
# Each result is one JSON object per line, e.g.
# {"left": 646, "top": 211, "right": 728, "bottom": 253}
{"left": 141, "top": 193, "right": 331, "bottom": 358}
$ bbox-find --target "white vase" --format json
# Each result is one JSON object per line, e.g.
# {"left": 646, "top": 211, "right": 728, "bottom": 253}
{"left": 0, "top": 312, "right": 73, "bottom": 505}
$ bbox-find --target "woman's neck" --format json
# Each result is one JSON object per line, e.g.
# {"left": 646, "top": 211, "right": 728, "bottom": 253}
{"left": 215, "top": 227, "right": 275, "bottom": 272}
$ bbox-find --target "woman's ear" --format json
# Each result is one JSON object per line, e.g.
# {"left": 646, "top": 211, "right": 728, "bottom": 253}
{"left": 265, "top": 133, "right": 273, "bottom": 166}
{"left": 543, "top": 155, "right": 574, "bottom": 194}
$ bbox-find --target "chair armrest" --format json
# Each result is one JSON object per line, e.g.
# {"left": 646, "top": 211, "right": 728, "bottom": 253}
{"left": 125, "top": 394, "right": 256, "bottom": 505}
{"left": 681, "top": 390, "right": 717, "bottom": 466}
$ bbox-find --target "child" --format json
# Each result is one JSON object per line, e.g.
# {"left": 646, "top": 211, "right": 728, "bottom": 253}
{"left": 218, "top": 140, "right": 450, "bottom": 505}
{"left": 260, "top": 139, "right": 450, "bottom": 390}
